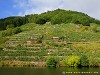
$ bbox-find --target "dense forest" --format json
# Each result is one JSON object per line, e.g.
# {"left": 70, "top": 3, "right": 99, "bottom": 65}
{"left": 0, "top": 9, "right": 100, "bottom": 31}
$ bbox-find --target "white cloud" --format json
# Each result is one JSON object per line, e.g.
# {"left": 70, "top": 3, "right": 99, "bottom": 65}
{"left": 14, "top": 0, "right": 100, "bottom": 19}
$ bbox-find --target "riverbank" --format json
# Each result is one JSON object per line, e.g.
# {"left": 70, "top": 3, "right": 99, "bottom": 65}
{"left": 0, "top": 61, "right": 46, "bottom": 67}
{"left": 0, "top": 60, "right": 100, "bottom": 68}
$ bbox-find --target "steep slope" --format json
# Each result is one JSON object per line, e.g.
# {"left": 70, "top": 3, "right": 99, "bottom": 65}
{"left": 0, "top": 23, "right": 100, "bottom": 62}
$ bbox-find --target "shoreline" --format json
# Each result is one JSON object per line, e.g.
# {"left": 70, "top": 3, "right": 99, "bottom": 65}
{"left": 0, "top": 61, "right": 45, "bottom": 67}
{"left": 0, "top": 61, "right": 100, "bottom": 68}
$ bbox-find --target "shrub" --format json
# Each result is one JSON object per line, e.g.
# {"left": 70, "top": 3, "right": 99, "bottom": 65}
{"left": 0, "top": 47, "right": 3, "bottom": 50}
{"left": 59, "top": 60, "right": 66, "bottom": 67}
{"left": 13, "top": 27, "right": 22, "bottom": 34}
{"left": 80, "top": 55, "right": 89, "bottom": 67}
{"left": 46, "top": 56, "right": 58, "bottom": 67}
{"left": 1, "top": 29, "right": 12, "bottom": 37}
{"left": 79, "top": 17, "right": 90, "bottom": 26}
{"left": 37, "top": 38, "right": 42, "bottom": 43}
{"left": 35, "top": 17, "right": 47, "bottom": 24}
{"left": 0, "top": 38, "right": 8, "bottom": 44}
{"left": 90, "top": 23, "right": 98, "bottom": 32}
{"left": 89, "top": 58, "right": 99, "bottom": 67}
{"left": 65, "top": 56, "right": 80, "bottom": 67}
{"left": 37, "top": 35, "right": 44, "bottom": 43}
{"left": 1, "top": 27, "right": 22, "bottom": 37}
{"left": 51, "top": 15, "right": 62, "bottom": 24}
{"left": 6, "top": 24, "right": 14, "bottom": 29}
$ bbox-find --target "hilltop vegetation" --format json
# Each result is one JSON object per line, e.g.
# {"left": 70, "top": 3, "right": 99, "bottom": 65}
{"left": 29, "top": 9, "right": 100, "bottom": 25}
{"left": 0, "top": 9, "right": 100, "bottom": 31}
{"left": 0, "top": 9, "right": 100, "bottom": 67}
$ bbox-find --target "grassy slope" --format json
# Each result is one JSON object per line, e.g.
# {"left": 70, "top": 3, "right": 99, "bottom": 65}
{"left": 0, "top": 23, "right": 100, "bottom": 62}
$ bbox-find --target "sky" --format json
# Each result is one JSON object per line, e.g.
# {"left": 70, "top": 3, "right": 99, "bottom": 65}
{"left": 0, "top": 0, "right": 100, "bottom": 20}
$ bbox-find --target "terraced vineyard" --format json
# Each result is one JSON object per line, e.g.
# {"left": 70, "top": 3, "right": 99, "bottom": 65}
{"left": 0, "top": 23, "right": 100, "bottom": 66}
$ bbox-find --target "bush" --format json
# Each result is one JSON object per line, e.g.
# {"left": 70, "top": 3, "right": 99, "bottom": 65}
{"left": 13, "top": 27, "right": 22, "bottom": 34}
{"left": 1, "top": 29, "right": 12, "bottom": 37}
{"left": 80, "top": 55, "right": 89, "bottom": 67}
{"left": 90, "top": 23, "right": 98, "bottom": 32}
{"left": 65, "top": 56, "right": 80, "bottom": 67}
{"left": 46, "top": 56, "right": 58, "bottom": 67}
{"left": 59, "top": 60, "right": 66, "bottom": 67}
{"left": 51, "top": 15, "right": 62, "bottom": 24}
{"left": 0, "top": 47, "right": 3, "bottom": 50}
{"left": 6, "top": 24, "right": 14, "bottom": 29}
{"left": 79, "top": 17, "right": 90, "bottom": 26}
{"left": 89, "top": 58, "right": 99, "bottom": 67}
{"left": 35, "top": 17, "right": 47, "bottom": 24}
{"left": 0, "top": 38, "right": 8, "bottom": 44}
{"left": 1, "top": 27, "right": 22, "bottom": 37}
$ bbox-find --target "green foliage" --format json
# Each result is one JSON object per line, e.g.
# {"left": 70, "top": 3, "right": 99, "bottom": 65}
{"left": 0, "top": 37, "right": 8, "bottom": 44}
{"left": 28, "top": 14, "right": 38, "bottom": 23}
{"left": 90, "top": 23, "right": 98, "bottom": 32}
{"left": 0, "top": 9, "right": 100, "bottom": 31}
{"left": 28, "top": 9, "right": 99, "bottom": 26}
{"left": 93, "top": 19, "right": 100, "bottom": 25}
{"left": 0, "top": 61, "right": 34, "bottom": 67}
{"left": 80, "top": 55, "right": 89, "bottom": 67}
{"left": 37, "top": 38, "right": 42, "bottom": 43}
{"left": 59, "top": 60, "right": 66, "bottom": 67}
{"left": 1, "top": 30, "right": 12, "bottom": 36}
{"left": 46, "top": 56, "right": 58, "bottom": 67}
{"left": 65, "top": 56, "right": 80, "bottom": 67}
{"left": 79, "top": 17, "right": 90, "bottom": 26}
{"left": 89, "top": 58, "right": 100, "bottom": 67}
{"left": 6, "top": 24, "right": 14, "bottom": 29}
{"left": 0, "top": 46, "right": 3, "bottom": 50}
{"left": 51, "top": 15, "right": 62, "bottom": 24}
{"left": 0, "top": 22, "right": 100, "bottom": 67}
{"left": 1, "top": 27, "right": 22, "bottom": 37}
{"left": 13, "top": 27, "right": 22, "bottom": 34}
{"left": 0, "top": 16, "right": 28, "bottom": 31}
{"left": 35, "top": 17, "right": 47, "bottom": 24}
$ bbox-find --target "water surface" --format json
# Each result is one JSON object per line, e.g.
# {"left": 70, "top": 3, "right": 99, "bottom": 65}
{"left": 0, "top": 67, "right": 99, "bottom": 75}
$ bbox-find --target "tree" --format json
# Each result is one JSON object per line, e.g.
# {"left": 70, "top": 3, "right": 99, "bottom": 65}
{"left": 65, "top": 56, "right": 80, "bottom": 67}
{"left": 79, "top": 17, "right": 90, "bottom": 26}
{"left": 13, "top": 27, "right": 22, "bottom": 34}
{"left": 6, "top": 24, "right": 14, "bottom": 29}
{"left": 80, "top": 55, "right": 89, "bottom": 67}
{"left": 46, "top": 56, "right": 58, "bottom": 67}
{"left": 1, "top": 27, "right": 22, "bottom": 37}
{"left": 51, "top": 15, "right": 62, "bottom": 24}
{"left": 35, "top": 17, "right": 47, "bottom": 24}
{"left": 90, "top": 23, "right": 98, "bottom": 32}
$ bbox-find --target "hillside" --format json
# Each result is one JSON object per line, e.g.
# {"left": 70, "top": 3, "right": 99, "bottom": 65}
{"left": 0, "top": 22, "right": 100, "bottom": 66}
{"left": 0, "top": 9, "right": 100, "bottom": 67}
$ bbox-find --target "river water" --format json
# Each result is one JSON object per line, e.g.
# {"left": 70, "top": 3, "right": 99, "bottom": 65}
{"left": 0, "top": 67, "right": 99, "bottom": 75}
